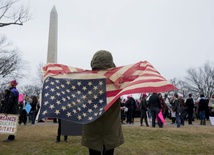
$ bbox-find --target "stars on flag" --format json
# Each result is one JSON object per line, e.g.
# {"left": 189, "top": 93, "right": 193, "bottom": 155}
{"left": 39, "top": 77, "right": 106, "bottom": 124}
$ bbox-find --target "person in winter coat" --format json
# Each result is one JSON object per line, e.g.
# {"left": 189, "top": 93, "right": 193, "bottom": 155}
{"left": 178, "top": 95, "right": 185, "bottom": 126}
{"left": 18, "top": 95, "right": 27, "bottom": 125}
{"left": 158, "top": 93, "right": 165, "bottom": 115}
{"left": 198, "top": 94, "right": 207, "bottom": 125}
{"left": 1, "top": 80, "right": 19, "bottom": 142}
{"left": 81, "top": 50, "right": 124, "bottom": 155}
{"left": 185, "top": 93, "right": 195, "bottom": 125}
{"left": 125, "top": 96, "right": 135, "bottom": 124}
{"left": 172, "top": 93, "right": 181, "bottom": 128}
{"left": 30, "top": 96, "right": 38, "bottom": 125}
{"left": 140, "top": 93, "right": 149, "bottom": 126}
{"left": 148, "top": 92, "right": 162, "bottom": 128}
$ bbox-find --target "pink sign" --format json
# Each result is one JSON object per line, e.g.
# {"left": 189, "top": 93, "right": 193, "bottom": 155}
{"left": 158, "top": 111, "right": 166, "bottom": 125}
{"left": 18, "top": 94, "right": 24, "bottom": 102}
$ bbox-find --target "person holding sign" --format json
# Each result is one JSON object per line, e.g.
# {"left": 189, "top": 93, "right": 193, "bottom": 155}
{"left": 18, "top": 95, "right": 28, "bottom": 125}
{"left": 1, "top": 80, "right": 19, "bottom": 142}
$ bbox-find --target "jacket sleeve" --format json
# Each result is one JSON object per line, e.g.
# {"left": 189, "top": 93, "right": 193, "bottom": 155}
{"left": 173, "top": 100, "right": 178, "bottom": 111}
{"left": 141, "top": 99, "right": 147, "bottom": 110}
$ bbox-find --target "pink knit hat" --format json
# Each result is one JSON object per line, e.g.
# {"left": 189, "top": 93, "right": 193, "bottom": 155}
{"left": 10, "top": 80, "right": 18, "bottom": 86}
{"left": 142, "top": 93, "right": 147, "bottom": 98}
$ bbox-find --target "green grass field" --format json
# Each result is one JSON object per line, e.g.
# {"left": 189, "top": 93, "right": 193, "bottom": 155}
{"left": 0, "top": 119, "right": 214, "bottom": 155}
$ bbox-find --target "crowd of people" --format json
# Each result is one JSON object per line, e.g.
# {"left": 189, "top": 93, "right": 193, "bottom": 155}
{"left": 0, "top": 82, "right": 41, "bottom": 127}
{"left": 1, "top": 50, "right": 214, "bottom": 155}
{"left": 18, "top": 94, "right": 40, "bottom": 126}
{"left": 120, "top": 92, "right": 214, "bottom": 128}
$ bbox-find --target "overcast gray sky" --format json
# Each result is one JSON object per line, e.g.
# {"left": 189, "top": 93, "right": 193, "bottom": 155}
{"left": 2, "top": 0, "right": 214, "bottom": 85}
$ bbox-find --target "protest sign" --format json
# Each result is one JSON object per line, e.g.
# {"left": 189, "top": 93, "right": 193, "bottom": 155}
{"left": 24, "top": 102, "right": 32, "bottom": 114}
{"left": 209, "top": 117, "right": 214, "bottom": 126}
{"left": 18, "top": 94, "right": 24, "bottom": 102}
{"left": 0, "top": 114, "right": 18, "bottom": 135}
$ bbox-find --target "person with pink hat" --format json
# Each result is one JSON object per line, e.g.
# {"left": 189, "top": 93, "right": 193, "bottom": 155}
{"left": 1, "top": 80, "right": 19, "bottom": 142}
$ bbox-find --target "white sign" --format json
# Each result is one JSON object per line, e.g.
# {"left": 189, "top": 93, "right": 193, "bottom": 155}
{"left": 0, "top": 114, "right": 18, "bottom": 135}
{"left": 209, "top": 117, "right": 214, "bottom": 126}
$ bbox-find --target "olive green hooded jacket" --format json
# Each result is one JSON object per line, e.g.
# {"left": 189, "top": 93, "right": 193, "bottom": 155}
{"left": 81, "top": 50, "right": 124, "bottom": 151}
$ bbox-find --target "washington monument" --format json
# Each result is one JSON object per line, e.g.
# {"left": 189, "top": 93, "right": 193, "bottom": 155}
{"left": 47, "top": 6, "right": 58, "bottom": 63}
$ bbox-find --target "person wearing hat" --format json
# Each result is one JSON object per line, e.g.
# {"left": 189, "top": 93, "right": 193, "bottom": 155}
{"left": 1, "top": 80, "right": 19, "bottom": 142}
{"left": 140, "top": 93, "right": 149, "bottom": 126}
{"left": 81, "top": 50, "right": 124, "bottom": 155}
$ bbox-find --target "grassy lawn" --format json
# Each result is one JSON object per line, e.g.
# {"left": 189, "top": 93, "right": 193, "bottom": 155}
{"left": 0, "top": 119, "right": 213, "bottom": 155}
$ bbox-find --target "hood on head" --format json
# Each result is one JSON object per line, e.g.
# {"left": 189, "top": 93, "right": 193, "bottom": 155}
{"left": 91, "top": 50, "right": 115, "bottom": 70}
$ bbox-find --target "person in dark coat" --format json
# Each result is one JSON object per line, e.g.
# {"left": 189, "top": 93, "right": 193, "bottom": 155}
{"left": 198, "top": 94, "right": 207, "bottom": 125}
{"left": 18, "top": 95, "right": 27, "bottom": 125}
{"left": 140, "top": 93, "right": 149, "bottom": 126}
{"left": 131, "top": 98, "right": 137, "bottom": 123}
{"left": 172, "top": 93, "right": 181, "bottom": 128}
{"left": 125, "top": 96, "right": 134, "bottom": 124}
{"left": 81, "top": 50, "right": 124, "bottom": 155}
{"left": 178, "top": 95, "right": 186, "bottom": 125}
{"left": 185, "top": 93, "right": 194, "bottom": 125}
{"left": 30, "top": 96, "right": 38, "bottom": 125}
{"left": 148, "top": 92, "right": 162, "bottom": 128}
{"left": 1, "top": 80, "right": 19, "bottom": 142}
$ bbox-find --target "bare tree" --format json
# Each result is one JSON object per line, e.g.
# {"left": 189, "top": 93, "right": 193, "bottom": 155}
{"left": 0, "top": 36, "right": 28, "bottom": 87}
{"left": 19, "top": 84, "right": 41, "bottom": 97}
{"left": 33, "top": 62, "right": 44, "bottom": 88}
{"left": 0, "top": 0, "right": 30, "bottom": 27}
{"left": 169, "top": 78, "right": 189, "bottom": 97}
{"left": 184, "top": 61, "right": 214, "bottom": 97}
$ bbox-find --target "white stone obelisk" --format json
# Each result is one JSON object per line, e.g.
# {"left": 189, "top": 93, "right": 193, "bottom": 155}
{"left": 47, "top": 6, "right": 58, "bottom": 63}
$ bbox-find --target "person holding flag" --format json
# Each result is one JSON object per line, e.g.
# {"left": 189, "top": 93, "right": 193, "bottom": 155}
{"left": 38, "top": 49, "right": 177, "bottom": 154}
{"left": 81, "top": 50, "right": 124, "bottom": 155}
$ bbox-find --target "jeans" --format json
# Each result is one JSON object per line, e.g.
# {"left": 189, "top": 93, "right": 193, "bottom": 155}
{"left": 199, "top": 111, "right": 205, "bottom": 120}
{"left": 180, "top": 109, "right": 185, "bottom": 125}
{"left": 150, "top": 107, "right": 162, "bottom": 128}
{"left": 175, "top": 112, "right": 181, "bottom": 128}
{"left": 30, "top": 110, "right": 36, "bottom": 124}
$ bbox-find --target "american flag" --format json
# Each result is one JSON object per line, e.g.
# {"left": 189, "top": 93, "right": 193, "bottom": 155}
{"left": 39, "top": 77, "right": 106, "bottom": 124}
{"left": 39, "top": 61, "right": 176, "bottom": 124}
